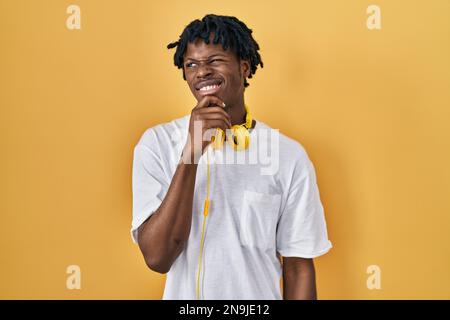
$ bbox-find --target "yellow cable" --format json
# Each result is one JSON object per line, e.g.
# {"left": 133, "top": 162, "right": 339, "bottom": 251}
{"left": 196, "top": 145, "right": 210, "bottom": 300}
{"left": 195, "top": 105, "right": 252, "bottom": 299}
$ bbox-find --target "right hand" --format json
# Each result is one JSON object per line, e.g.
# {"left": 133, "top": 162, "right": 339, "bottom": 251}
{"left": 181, "top": 96, "right": 231, "bottom": 164}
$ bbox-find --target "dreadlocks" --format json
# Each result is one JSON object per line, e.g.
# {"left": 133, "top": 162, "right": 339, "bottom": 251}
{"left": 167, "top": 14, "right": 263, "bottom": 88}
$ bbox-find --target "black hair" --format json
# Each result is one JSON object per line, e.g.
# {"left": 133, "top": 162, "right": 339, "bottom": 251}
{"left": 167, "top": 14, "right": 263, "bottom": 88}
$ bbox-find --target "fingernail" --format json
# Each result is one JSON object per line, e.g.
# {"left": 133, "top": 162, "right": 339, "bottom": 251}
{"left": 222, "top": 102, "right": 226, "bottom": 108}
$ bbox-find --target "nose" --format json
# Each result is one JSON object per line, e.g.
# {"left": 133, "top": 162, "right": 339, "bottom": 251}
{"left": 196, "top": 62, "right": 213, "bottom": 78}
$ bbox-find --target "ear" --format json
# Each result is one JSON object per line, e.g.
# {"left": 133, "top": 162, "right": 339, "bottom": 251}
{"left": 240, "top": 59, "right": 250, "bottom": 79}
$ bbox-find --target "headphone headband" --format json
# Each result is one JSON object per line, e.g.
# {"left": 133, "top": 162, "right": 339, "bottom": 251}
{"left": 211, "top": 104, "right": 253, "bottom": 151}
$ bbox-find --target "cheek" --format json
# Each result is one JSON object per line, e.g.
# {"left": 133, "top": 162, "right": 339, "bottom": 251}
{"left": 229, "top": 73, "right": 244, "bottom": 91}
{"left": 186, "top": 76, "right": 196, "bottom": 92}
{"left": 224, "top": 68, "right": 242, "bottom": 87}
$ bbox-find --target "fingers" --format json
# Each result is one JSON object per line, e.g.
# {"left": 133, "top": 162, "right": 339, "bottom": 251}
{"left": 191, "top": 109, "right": 231, "bottom": 131}
{"left": 197, "top": 108, "right": 231, "bottom": 127}
{"left": 203, "top": 119, "right": 231, "bottom": 132}
{"left": 194, "top": 95, "right": 226, "bottom": 110}
{"left": 188, "top": 96, "right": 231, "bottom": 153}
{"left": 191, "top": 95, "right": 231, "bottom": 129}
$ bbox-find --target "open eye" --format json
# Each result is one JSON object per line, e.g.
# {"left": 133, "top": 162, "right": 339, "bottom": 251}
{"left": 185, "top": 62, "right": 197, "bottom": 68}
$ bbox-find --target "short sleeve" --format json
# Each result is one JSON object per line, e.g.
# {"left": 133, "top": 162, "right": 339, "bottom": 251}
{"left": 276, "top": 154, "right": 332, "bottom": 258}
{"left": 130, "top": 135, "right": 169, "bottom": 244}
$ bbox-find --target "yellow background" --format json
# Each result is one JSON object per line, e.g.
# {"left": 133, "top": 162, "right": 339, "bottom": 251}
{"left": 1, "top": 0, "right": 449, "bottom": 299}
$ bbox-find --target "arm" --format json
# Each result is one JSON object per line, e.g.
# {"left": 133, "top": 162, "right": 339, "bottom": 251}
{"left": 136, "top": 96, "right": 230, "bottom": 274}
{"left": 137, "top": 158, "right": 198, "bottom": 274}
{"left": 282, "top": 257, "right": 317, "bottom": 300}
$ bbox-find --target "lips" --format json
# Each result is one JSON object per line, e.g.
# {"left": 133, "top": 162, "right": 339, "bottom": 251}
{"left": 195, "top": 79, "right": 223, "bottom": 91}
{"left": 198, "top": 84, "right": 222, "bottom": 96}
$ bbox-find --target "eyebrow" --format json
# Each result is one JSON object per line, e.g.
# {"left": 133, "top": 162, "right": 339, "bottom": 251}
{"left": 184, "top": 54, "right": 227, "bottom": 62}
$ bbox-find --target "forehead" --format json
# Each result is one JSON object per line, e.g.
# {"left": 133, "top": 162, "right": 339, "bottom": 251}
{"left": 183, "top": 35, "right": 236, "bottom": 61}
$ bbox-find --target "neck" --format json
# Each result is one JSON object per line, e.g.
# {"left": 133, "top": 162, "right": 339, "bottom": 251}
{"left": 227, "top": 99, "right": 247, "bottom": 127}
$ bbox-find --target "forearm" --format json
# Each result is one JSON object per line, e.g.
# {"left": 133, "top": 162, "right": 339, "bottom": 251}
{"left": 282, "top": 257, "right": 317, "bottom": 300}
{"left": 138, "top": 156, "right": 198, "bottom": 273}
{"left": 136, "top": 96, "right": 229, "bottom": 273}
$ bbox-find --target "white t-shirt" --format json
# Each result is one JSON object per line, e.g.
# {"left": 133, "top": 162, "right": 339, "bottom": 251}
{"left": 131, "top": 114, "right": 332, "bottom": 300}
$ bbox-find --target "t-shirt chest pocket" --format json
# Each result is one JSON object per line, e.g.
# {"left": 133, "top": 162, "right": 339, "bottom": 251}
{"left": 239, "top": 190, "right": 282, "bottom": 250}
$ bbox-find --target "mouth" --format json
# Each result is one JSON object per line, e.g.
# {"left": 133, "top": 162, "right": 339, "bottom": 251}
{"left": 196, "top": 80, "right": 223, "bottom": 96}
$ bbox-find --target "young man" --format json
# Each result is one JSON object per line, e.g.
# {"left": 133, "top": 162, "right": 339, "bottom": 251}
{"left": 131, "top": 14, "right": 332, "bottom": 300}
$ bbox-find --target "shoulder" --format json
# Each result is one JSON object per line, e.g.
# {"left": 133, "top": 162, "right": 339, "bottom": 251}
{"left": 256, "top": 120, "right": 311, "bottom": 166}
{"left": 136, "top": 114, "right": 190, "bottom": 151}
{"left": 253, "top": 120, "right": 316, "bottom": 183}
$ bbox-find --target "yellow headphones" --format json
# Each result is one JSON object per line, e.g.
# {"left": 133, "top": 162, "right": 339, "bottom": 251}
{"left": 211, "top": 104, "right": 253, "bottom": 151}
{"left": 196, "top": 104, "right": 253, "bottom": 300}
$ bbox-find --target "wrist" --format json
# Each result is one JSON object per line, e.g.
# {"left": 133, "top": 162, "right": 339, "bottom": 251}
{"left": 179, "top": 146, "right": 200, "bottom": 165}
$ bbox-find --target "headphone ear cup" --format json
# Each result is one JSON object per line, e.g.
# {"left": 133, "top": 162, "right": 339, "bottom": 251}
{"left": 211, "top": 128, "right": 225, "bottom": 150}
{"left": 228, "top": 125, "right": 250, "bottom": 151}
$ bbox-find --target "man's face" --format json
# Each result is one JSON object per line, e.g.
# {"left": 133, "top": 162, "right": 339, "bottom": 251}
{"left": 183, "top": 34, "right": 250, "bottom": 107}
